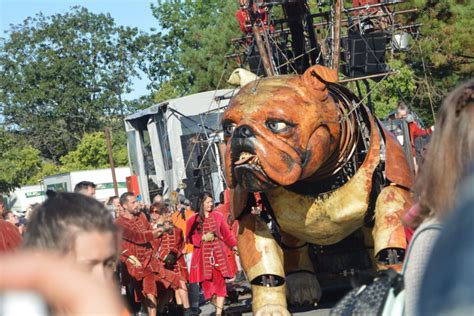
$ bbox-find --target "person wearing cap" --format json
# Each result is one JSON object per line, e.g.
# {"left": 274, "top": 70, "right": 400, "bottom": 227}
{"left": 395, "top": 101, "right": 434, "bottom": 173}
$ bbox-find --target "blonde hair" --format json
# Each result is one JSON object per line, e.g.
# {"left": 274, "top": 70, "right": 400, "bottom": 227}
{"left": 411, "top": 80, "right": 474, "bottom": 226}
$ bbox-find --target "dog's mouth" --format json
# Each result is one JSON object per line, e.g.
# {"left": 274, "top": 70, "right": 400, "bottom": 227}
{"left": 234, "top": 152, "right": 261, "bottom": 167}
{"left": 232, "top": 150, "right": 277, "bottom": 191}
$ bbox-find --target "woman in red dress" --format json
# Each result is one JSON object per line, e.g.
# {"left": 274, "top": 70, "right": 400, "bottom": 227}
{"left": 186, "top": 192, "right": 238, "bottom": 316}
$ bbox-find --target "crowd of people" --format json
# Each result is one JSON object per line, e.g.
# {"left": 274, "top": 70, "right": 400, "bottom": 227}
{"left": 0, "top": 178, "right": 244, "bottom": 316}
{"left": 0, "top": 80, "right": 473, "bottom": 316}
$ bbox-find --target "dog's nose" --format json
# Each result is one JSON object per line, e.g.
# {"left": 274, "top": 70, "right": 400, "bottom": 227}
{"left": 236, "top": 125, "right": 254, "bottom": 138}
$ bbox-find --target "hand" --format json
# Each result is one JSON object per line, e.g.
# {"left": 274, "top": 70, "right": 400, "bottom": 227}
{"left": 251, "top": 206, "right": 262, "bottom": 216}
{"left": 163, "top": 220, "right": 173, "bottom": 232}
{"left": 127, "top": 255, "right": 142, "bottom": 268}
{"left": 232, "top": 246, "right": 239, "bottom": 256}
{"left": 202, "top": 231, "right": 215, "bottom": 242}
{"left": 0, "top": 251, "right": 124, "bottom": 315}
{"left": 153, "top": 227, "right": 164, "bottom": 237}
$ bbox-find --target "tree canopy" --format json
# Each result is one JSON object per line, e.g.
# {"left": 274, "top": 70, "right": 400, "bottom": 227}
{"left": 150, "top": 0, "right": 241, "bottom": 97}
{"left": 59, "top": 131, "right": 128, "bottom": 171}
{"left": 0, "top": 1, "right": 471, "bottom": 193}
{"left": 0, "top": 6, "right": 146, "bottom": 162}
{"left": 388, "top": 0, "right": 473, "bottom": 123}
{"left": 0, "top": 131, "right": 42, "bottom": 193}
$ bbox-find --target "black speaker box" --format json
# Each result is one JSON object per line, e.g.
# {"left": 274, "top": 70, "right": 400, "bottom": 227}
{"left": 341, "top": 32, "right": 388, "bottom": 78}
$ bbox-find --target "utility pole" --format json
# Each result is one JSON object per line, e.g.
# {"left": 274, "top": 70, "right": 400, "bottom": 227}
{"left": 332, "top": 0, "right": 342, "bottom": 72}
{"left": 105, "top": 128, "right": 119, "bottom": 197}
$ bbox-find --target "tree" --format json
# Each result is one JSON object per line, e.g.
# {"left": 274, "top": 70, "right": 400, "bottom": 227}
{"left": 397, "top": 0, "right": 474, "bottom": 123}
{"left": 150, "top": 1, "right": 241, "bottom": 95}
{"left": 0, "top": 131, "right": 42, "bottom": 193}
{"left": 60, "top": 131, "right": 128, "bottom": 171}
{"left": 348, "top": 59, "right": 417, "bottom": 119}
{"left": 0, "top": 7, "right": 147, "bottom": 162}
{"left": 349, "top": 1, "right": 472, "bottom": 124}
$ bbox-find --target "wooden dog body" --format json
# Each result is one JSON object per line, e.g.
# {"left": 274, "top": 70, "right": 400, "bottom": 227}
{"left": 222, "top": 65, "right": 413, "bottom": 315}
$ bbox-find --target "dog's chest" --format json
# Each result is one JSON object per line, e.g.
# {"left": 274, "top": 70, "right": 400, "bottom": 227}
{"left": 266, "top": 166, "right": 375, "bottom": 245}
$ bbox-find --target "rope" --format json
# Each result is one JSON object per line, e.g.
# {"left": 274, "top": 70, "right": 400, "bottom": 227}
{"left": 416, "top": 40, "right": 437, "bottom": 123}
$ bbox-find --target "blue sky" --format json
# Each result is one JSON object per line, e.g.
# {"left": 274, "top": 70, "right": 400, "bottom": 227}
{"left": 0, "top": 0, "right": 159, "bottom": 100}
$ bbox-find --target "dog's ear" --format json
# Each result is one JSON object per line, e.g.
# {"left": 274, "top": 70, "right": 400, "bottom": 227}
{"left": 302, "top": 65, "right": 338, "bottom": 91}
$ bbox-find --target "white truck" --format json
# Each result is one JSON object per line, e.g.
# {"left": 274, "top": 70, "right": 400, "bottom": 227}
{"left": 6, "top": 184, "right": 45, "bottom": 215}
{"left": 42, "top": 167, "right": 131, "bottom": 202}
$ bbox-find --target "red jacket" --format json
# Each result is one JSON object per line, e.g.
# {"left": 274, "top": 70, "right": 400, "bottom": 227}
{"left": 408, "top": 122, "right": 432, "bottom": 156}
{"left": 152, "top": 226, "right": 188, "bottom": 282}
{"left": 116, "top": 213, "right": 161, "bottom": 280}
{"left": 0, "top": 220, "right": 22, "bottom": 252}
{"left": 214, "top": 189, "right": 239, "bottom": 239}
{"left": 186, "top": 211, "right": 237, "bottom": 283}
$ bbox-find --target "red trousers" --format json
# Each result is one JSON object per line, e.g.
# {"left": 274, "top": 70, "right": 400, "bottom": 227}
{"left": 201, "top": 267, "right": 227, "bottom": 299}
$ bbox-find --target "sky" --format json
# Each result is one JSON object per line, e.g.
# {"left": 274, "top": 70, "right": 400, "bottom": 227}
{"left": 0, "top": 0, "right": 159, "bottom": 100}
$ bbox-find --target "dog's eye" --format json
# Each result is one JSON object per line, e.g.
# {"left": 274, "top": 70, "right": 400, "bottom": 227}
{"left": 223, "top": 122, "right": 236, "bottom": 137}
{"left": 266, "top": 121, "right": 288, "bottom": 133}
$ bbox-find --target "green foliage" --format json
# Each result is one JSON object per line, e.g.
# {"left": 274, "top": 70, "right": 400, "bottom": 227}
{"left": 0, "top": 131, "right": 42, "bottom": 193}
{"left": 27, "top": 162, "right": 61, "bottom": 185}
{"left": 399, "top": 0, "right": 474, "bottom": 122}
{"left": 150, "top": 0, "right": 241, "bottom": 95}
{"left": 153, "top": 81, "right": 181, "bottom": 104}
{"left": 0, "top": 129, "right": 128, "bottom": 191}
{"left": 60, "top": 131, "right": 128, "bottom": 171}
{"left": 0, "top": 7, "right": 146, "bottom": 161}
{"left": 347, "top": 1, "right": 472, "bottom": 124}
{"left": 349, "top": 59, "right": 417, "bottom": 119}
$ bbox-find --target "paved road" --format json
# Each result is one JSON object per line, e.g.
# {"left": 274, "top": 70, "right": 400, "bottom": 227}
{"left": 200, "top": 302, "right": 331, "bottom": 315}
{"left": 199, "top": 288, "right": 334, "bottom": 315}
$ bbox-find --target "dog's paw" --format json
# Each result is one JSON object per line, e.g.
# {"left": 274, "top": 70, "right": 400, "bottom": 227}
{"left": 255, "top": 304, "right": 291, "bottom": 316}
{"left": 286, "top": 271, "right": 321, "bottom": 306}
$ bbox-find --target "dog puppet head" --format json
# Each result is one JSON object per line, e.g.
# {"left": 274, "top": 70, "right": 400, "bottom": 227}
{"left": 222, "top": 65, "right": 341, "bottom": 192}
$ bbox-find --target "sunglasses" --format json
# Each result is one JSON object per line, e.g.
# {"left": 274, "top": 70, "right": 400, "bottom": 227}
{"left": 150, "top": 210, "right": 161, "bottom": 214}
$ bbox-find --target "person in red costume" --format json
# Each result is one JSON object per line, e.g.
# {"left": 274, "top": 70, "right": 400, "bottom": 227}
{"left": 235, "top": 0, "right": 272, "bottom": 35}
{"left": 186, "top": 191, "right": 238, "bottom": 316}
{"left": 0, "top": 197, "right": 22, "bottom": 252}
{"left": 116, "top": 192, "right": 178, "bottom": 316}
{"left": 395, "top": 102, "right": 433, "bottom": 172}
{"left": 149, "top": 203, "right": 191, "bottom": 314}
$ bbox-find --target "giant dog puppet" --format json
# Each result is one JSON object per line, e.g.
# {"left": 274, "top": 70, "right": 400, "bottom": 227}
{"left": 222, "top": 65, "right": 413, "bottom": 315}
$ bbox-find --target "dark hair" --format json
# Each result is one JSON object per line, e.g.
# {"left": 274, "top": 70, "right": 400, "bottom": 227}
{"left": 106, "top": 195, "right": 119, "bottom": 206}
{"left": 73, "top": 181, "right": 96, "bottom": 193}
{"left": 189, "top": 192, "right": 213, "bottom": 234}
{"left": 23, "top": 192, "right": 117, "bottom": 254}
{"left": 409, "top": 80, "right": 474, "bottom": 228}
{"left": 149, "top": 202, "right": 164, "bottom": 214}
{"left": 119, "top": 192, "right": 135, "bottom": 206}
{"left": 197, "top": 191, "right": 213, "bottom": 219}
{"left": 219, "top": 191, "right": 225, "bottom": 204}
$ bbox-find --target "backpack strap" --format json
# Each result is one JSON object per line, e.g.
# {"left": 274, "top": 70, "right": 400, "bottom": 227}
{"left": 401, "top": 222, "right": 442, "bottom": 275}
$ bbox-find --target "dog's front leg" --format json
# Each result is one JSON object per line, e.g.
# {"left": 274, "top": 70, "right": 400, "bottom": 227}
{"left": 281, "top": 232, "right": 321, "bottom": 306}
{"left": 238, "top": 214, "right": 290, "bottom": 316}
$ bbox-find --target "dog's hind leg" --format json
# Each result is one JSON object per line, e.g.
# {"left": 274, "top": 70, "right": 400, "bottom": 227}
{"left": 372, "top": 185, "right": 411, "bottom": 271}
